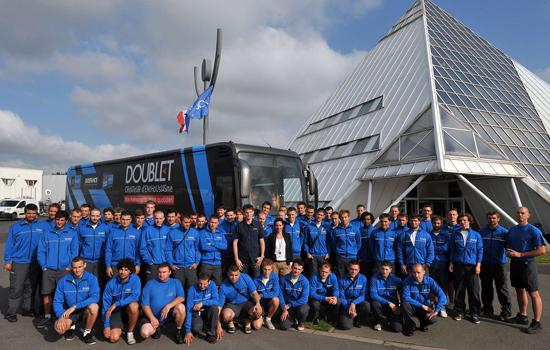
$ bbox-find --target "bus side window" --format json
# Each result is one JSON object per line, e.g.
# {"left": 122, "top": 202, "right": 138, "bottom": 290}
{"left": 214, "top": 175, "right": 235, "bottom": 209}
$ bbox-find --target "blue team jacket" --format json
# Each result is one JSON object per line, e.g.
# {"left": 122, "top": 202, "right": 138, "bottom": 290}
{"left": 4, "top": 219, "right": 45, "bottom": 264}
{"left": 397, "top": 229, "right": 435, "bottom": 266}
{"left": 480, "top": 225, "right": 508, "bottom": 265}
{"left": 430, "top": 230, "right": 451, "bottom": 264}
{"left": 280, "top": 274, "right": 310, "bottom": 308}
{"left": 219, "top": 220, "right": 237, "bottom": 259}
{"left": 371, "top": 228, "right": 398, "bottom": 263}
{"left": 285, "top": 222, "right": 303, "bottom": 257}
{"left": 254, "top": 272, "right": 281, "bottom": 300}
{"left": 79, "top": 222, "right": 109, "bottom": 263}
{"left": 102, "top": 274, "right": 141, "bottom": 328}
{"left": 402, "top": 275, "right": 446, "bottom": 312}
{"left": 450, "top": 228, "right": 483, "bottom": 265}
{"left": 140, "top": 224, "right": 169, "bottom": 265}
{"left": 218, "top": 273, "right": 256, "bottom": 305}
{"left": 199, "top": 228, "right": 227, "bottom": 265}
{"left": 53, "top": 271, "right": 100, "bottom": 318}
{"left": 370, "top": 273, "right": 402, "bottom": 305}
{"left": 105, "top": 225, "right": 141, "bottom": 267}
{"left": 185, "top": 281, "right": 219, "bottom": 332}
{"left": 331, "top": 224, "right": 361, "bottom": 259}
{"left": 358, "top": 225, "right": 376, "bottom": 261}
{"left": 165, "top": 227, "right": 201, "bottom": 268}
{"left": 339, "top": 273, "right": 368, "bottom": 308}
{"left": 38, "top": 226, "right": 79, "bottom": 270}
{"left": 309, "top": 272, "right": 339, "bottom": 301}
{"left": 304, "top": 222, "right": 331, "bottom": 257}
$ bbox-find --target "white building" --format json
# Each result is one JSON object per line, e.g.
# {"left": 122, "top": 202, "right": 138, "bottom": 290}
{"left": 289, "top": 0, "right": 550, "bottom": 232}
{"left": 0, "top": 166, "right": 43, "bottom": 201}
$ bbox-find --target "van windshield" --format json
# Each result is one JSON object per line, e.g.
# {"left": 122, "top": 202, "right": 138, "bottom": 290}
{"left": 0, "top": 200, "right": 19, "bottom": 207}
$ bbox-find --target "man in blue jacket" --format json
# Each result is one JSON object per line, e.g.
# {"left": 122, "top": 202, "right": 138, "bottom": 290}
{"left": 200, "top": 216, "right": 227, "bottom": 286}
{"left": 372, "top": 214, "right": 398, "bottom": 275}
{"left": 389, "top": 205, "right": 400, "bottom": 231}
{"left": 184, "top": 272, "right": 219, "bottom": 345}
{"left": 429, "top": 215, "right": 451, "bottom": 318}
{"left": 79, "top": 208, "right": 109, "bottom": 287}
{"left": 304, "top": 208, "right": 331, "bottom": 277}
{"left": 258, "top": 212, "right": 273, "bottom": 239}
{"left": 219, "top": 209, "right": 237, "bottom": 273}
{"left": 419, "top": 205, "right": 433, "bottom": 233}
{"left": 105, "top": 211, "right": 141, "bottom": 278}
{"left": 280, "top": 259, "right": 310, "bottom": 331}
{"left": 358, "top": 212, "right": 376, "bottom": 279}
{"left": 68, "top": 209, "right": 82, "bottom": 235}
{"left": 338, "top": 260, "right": 369, "bottom": 329}
{"left": 309, "top": 262, "right": 339, "bottom": 325}
{"left": 370, "top": 261, "right": 402, "bottom": 332}
{"left": 397, "top": 214, "right": 434, "bottom": 276}
{"left": 254, "top": 259, "right": 280, "bottom": 330}
{"left": 284, "top": 207, "right": 303, "bottom": 260}
{"left": 479, "top": 211, "right": 511, "bottom": 321}
{"left": 42, "top": 203, "right": 60, "bottom": 229}
{"left": 166, "top": 215, "right": 201, "bottom": 291}
{"left": 449, "top": 213, "right": 483, "bottom": 324}
{"left": 401, "top": 263, "right": 446, "bottom": 336}
{"left": 331, "top": 210, "right": 361, "bottom": 278}
{"left": 53, "top": 256, "right": 100, "bottom": 345}
{"left": 350, "top": 204, "right": 366, "bottom": 232}
{"left": 102, "top": 258, "right": 141, "bottom": 345}
{"left": 3, "top": 203, "right": 44, "bottom": 322}
{"left": 37, "top": 210, "right": 79, "bottom": 329}
{"left": 140, "top": 210, "right": 169, "bottom": 281}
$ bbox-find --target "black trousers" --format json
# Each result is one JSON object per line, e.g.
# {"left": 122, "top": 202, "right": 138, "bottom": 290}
{"left": 191, "top": 306, "right": 219, "bottom": 337}
{"left": 401, "top": 301, "right": 437, "bottom": 332}
{"left": 173, "top": 267, "right": 198, "bottom": 292}
{"left": 359, "top": 260, "right": 375, "bottom": 279}
{"left": 309, "top": 299, "right": 340, "bottom": 322}
{"left": 200, "top": 264, "right": 222, "bottom": 286}
{"left": 7, "top": 262, "right": 41, "bottom": 316}
{"left": 337, "top": 301, "right": 370, "bottom": 330}
{"left": 453, "top": 264, "right": 481, "bottom": 316}
{"left": 280, "top": 304, "right": 309, "bottom": 330}
{"left": 480, "top": 263, "right": 511, "bottom": 316}
{"left": 307, "top": 256, "right": 326, "bottom": 278}
{"left": 335, "top": 256, "right": 352, "bottom": 278}
{"left": 144, "top": 263, "right": 160, "bottom": 282}
{"left": 241, "top": 261, "right": 260, "bottom": 279}
{"left": 371, "top": 301, "right": 402, "bottom": 332}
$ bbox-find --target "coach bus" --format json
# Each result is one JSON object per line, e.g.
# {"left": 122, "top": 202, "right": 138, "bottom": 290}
{"left": 66, "top": 142, "right": 317, "bottom": 215}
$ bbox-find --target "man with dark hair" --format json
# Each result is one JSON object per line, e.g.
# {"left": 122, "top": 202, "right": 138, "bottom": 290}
{"left": 257, "top": 212, "right": 273, "bottom": 238}
{"left": 401, "top": 263, "right": 446, "bottom": 336}
{"left": 430, "top": 215, "right": 451, "bottom": 318}
{"left": 216, "top": 205, "right": 227, "bottom": 225}
{"left": 102, "top": 207, "right": 115, "bottom": 227}
{"left": 350, "top": 204, "right": 366, "bottom": 232}
{"left": 420, "top": 205, "right": 433, "bottom": 233}
{"left": 105, "top": 211, "right": 141, "bottom": 278}
{"left": 79, "top": 208, "right": 109, "bottom": 288}
{"left": 331, "top": 210, "right": 361, "bottom": 278}
{"left": 133, "top": 209, "right": 145, "bottom": 232}
{"left": 53, "top": 256, "right": 100, "bottom": 345}
{"left": 42, "top": 203, "right": 60, "bottom": 229}
{"left": 304, "top": 208, "right": 330, "bottom": 277}
{"left": 184, "top": 273, "right": 219, "bottom": 345}
{"left": 358, "top": 211, "right": 376, "bottom": 279}
{"left": 389, "top": 205, "right": 401, "bottom": 231}
{"left": 166, "top": 215, "right": 201, "bottom": 291}
{"left": 301, "top": 205, "right": 316, "bottom": 227}
{"left": 254, "top": 259, "right": 280, "bottom": 330}
{"left": 296, "top": 202, "right": 307, "bottom": 224}
{"left": 397, "top": 214, "right": 434, "bottom": 276}
{"left": 479, "top": 211, "right": 511, "bottom": 320}
{"left": 370, "top": 261, "right": 402, "bottom": 332}
{"left": 220, "top": 209, "right": 238, "bottom": 272}
{"left": 233, "top": 204, "right": 265, "bottom": 278}
{"left": 338, "top": 260, "right": 369, "bottom": 330}
{"left": 113, "top": 207, "right": 123, "bottom": 227}
{"left": 140, "top": 263, "right": 186, "bottom": 343}
{"left": 189, "top": 213, "right": 198, "bottom": 228}
{"left": 3, "top": 203, "right": 44, "bottom": 322}
{"left": 285, "top": 207, "right": 303, "bottom": 261}
{"left": 102, "top": 258, "right": 141, "bottom": 345}
{"left": 256, "top": 201, "right": 275, "bottom": 227}
{"left": 309, "top": 262, "right": 339, "bottom": 325}
{"left": 372, "top": 214, "right": 398, "bottom": 276}
{"left": 200, "top": 216, "right": 227, "bottom": 286}
{"left": 323, "top": 207, "right": 333, "bottom": 226}
{"left": 217, "top": 265, "right": 263, "bottom": 336}
{"left": 280, "top": 259, "right": 310, "bottom": 331}
{"left": 79, "top": 204, "right": 92, "bottom": 227}
{"left": 36, "top": 210, "right": 79, "bottom": 328}
{"left": 68, "top": 209, "right": 82, "bottom": 234}
{"left": 165, "top": 209, "right": 180, "bottom": 230}
{"left": 140, "top": 210, "right": 169, "bottom": 281}
{"left": 144, "top": 201, "right": 156, "bottom": 227}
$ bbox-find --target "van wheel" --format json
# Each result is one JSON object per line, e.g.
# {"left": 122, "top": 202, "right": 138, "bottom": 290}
{"left": 11, "top": 212, "right": 17, "bottom": 220}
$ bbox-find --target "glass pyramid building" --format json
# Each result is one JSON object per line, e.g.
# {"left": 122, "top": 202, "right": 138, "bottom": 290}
{"left": 289, "top": 0, "right": 550, "bottom": 231}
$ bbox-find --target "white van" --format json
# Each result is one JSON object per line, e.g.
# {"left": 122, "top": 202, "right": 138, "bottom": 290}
{"left": 0, "top": 198, "right": 40, "bottom": 220}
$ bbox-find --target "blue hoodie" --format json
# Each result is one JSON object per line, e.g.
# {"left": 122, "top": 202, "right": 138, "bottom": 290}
{"left": 338, "top": 273, "right": 368, "bottom": 308}
{"left": 4, "top": 219, "right": 45, "bottom": 264}
{"left": 38, "top": 226, "right": 79, "bottom": 270}
{"left": 450, "top": 228, "right": 483, "bottom": 265}
{"left": 330, "top": 224, "right": 361, "bottom": 259}
{"left": 79, "top": 222, "right": 109, "bottom": 263}
{"left": 218, "top": 273, "right": 256, "bottom": 305}
{"left": 304, "top": 222, "right": 331, "bottom": 257}
{"left": 371, "top": 227, "right": 398, "bottom": 263}
{"left": 105, "top": 225, "right": 141, "bottom": 267}
{"left": 402, "top": 275, "right": 446, "bottom": 313}
{"left": 309, "top": 272, "right": 339, "bottom": 301}
{"left": 280, "top": 273, "right": 310, "bottom": 308}
{"left": 219, "top": 220, "right": 237, "bottom": 259}
{"left": 254, "top": 272, "right": 280, "bottom": 300}
{"left": 102, "top": 274, "right": 141, "bottom": 328}
{"left": 199, "top": 227, "right": 227, "bottom": 265}
{"left": 165, "top": 226, "right": 201, "bottom": 268}
{"left": 480, "top": 225, "right": 508, "bottom": 265}
{"left": 397, "top": 228, "right": 434, "bottom": 267}
{"left": 430, "top": 229, "right": 451, "bottom": 264}
{"left": 139, "top": 224, "right": 169, "bottom": 265}
{"left": 53, "top": 271, "right": 100, "bottom": 318}
{"left": 370, "top": 272, "right": 402, "bottom": 305}
{"left": 285, "top": 221, "right": 303, "bottom": 257}
{"left": 358, "top": 225, "right": 376, "bottom": 262}
{"left": 185, "top": 281, "right": 219, "bottom": 333}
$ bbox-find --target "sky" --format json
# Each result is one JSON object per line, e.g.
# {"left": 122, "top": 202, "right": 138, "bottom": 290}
{"left": 1, "top": 0, "right": 549, "bottom": 172}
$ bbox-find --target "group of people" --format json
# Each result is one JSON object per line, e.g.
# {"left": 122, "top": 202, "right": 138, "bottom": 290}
{"left": 3, "top": 200, "right": 546, "bottom": 346}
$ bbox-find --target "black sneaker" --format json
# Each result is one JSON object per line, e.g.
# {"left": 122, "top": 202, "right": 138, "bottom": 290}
{"left": 35, "top": 316, "right": 52, "bottom": 329}
{"left": 471, "top": 315, "right": 481, "bottom": 324}
{"left": 353, "top": 318, "right": 361, "bottom": 328}
{"left": 83, "top": 332, "right": 97, "bottom": 345}
{"left": 419, "top": 325, "right": 429, "bottom": 332}
{"left": 513, "top": 313, "right": 529, "bottom": 325}
{"left": 404, "top": 329, "right": 414, "bottom": 336}
{"left": 65, "top": 328, "right": 76, "bottom": 341}
{"left": 152, "top": 327, "right": 162, "bottom": 339}
{"left": 175, "top": 329, "right": 184, "bottom": 344}
{"left": 313, "top": 318, "right": 320, "bottom": 326}
{"left": 526, "top": 320, "right": 542, "bottom": 334}
{"left": 206, "top": 335, "right": 218, "bottom": 344}
{"left": 4, "top": 314, "right": 17, "bottom": 323}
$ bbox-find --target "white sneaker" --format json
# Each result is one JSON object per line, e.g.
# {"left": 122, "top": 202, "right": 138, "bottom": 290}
{"left": 126, "top": 332, "right": 136, "bottom": 345}
{"left": 374, "top": 323, "right": 382, "bottom": 331}
{"left": 265, "top": 318, "right": 275, "bottom": 330}
{"left": 439, "top": 308, "right": 448, "bottom": 318}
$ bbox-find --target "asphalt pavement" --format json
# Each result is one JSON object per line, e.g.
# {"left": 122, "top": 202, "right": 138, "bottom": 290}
{"left": 0, "top": 219, "right": 548, "bottom": 350}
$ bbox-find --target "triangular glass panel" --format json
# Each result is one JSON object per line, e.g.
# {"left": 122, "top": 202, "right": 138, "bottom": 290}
{"left": 400, "top": 130, "right": 431, "bottom": 158}
{"left": 443, "top": 129, "right": 476, "bottom": 157}
{"left": 440, "top": 106, "right": 468, "bottom": 130}
{"left": 474, "top": 135, "right": 507, "bottom": 160}
{"left": 375, "top": 139, "right": 400, "bottom": 164}
{"left": 402, "top": 130, "right": 436, "bottom": 161}
{"left": 407, "top": 108, "right": 433, "bottom": 133}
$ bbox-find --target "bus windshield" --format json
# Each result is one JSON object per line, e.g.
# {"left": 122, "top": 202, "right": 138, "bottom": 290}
{"left": 238, "top": 152, "right": 306, "bottom": 212}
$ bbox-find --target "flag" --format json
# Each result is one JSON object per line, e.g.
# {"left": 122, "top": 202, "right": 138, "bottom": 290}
{"left": 177, "top": 110, "right": 190, "bottom": 133}
{"left": 186, "top": 86, "right": 213, "bottom": 119}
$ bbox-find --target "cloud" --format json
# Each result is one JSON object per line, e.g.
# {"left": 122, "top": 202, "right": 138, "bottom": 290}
{"left": 0, "top": 109, "right": 144, "bottom": 171}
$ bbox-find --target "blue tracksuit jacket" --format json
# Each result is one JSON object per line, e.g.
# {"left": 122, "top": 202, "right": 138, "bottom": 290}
{"left": 79, "top": 222, "right": 109, "bottom": 263}
{"left": 53, "top": 271, "right": 100, "bottom": 318}
{"left": 402, "top": 275, "right": 446, "bottom": 313}
{"left": 4, "top": 219, "right": 45, "bottom": 264}
{"left": 397, "top": 228, "right": 434, "bottom": 266}
{"left": 165, "top": 227, "right": 201, "bottom": 268}
{"left": 449, "top": 228, "right": 483, "bottom": 265}
{"left": 330, "top": 224, "right": 361, "bottom": 259}
{"left": 102, "top": 274, "right": 141, "bottom": 328}
{"left": 38, "top": 226, "right": 79, "bottom": 270}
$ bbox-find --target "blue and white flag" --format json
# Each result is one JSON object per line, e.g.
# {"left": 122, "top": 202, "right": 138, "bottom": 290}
{"left": 186, "top": 86, "right": 213, "bottom": 120}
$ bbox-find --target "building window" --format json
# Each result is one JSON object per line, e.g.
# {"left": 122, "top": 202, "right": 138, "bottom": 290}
{"left": 1, "top": 178, "right": 15, "bottom": 186}
{"left": 25, "top": 180, "right": 38, "bottom": 187}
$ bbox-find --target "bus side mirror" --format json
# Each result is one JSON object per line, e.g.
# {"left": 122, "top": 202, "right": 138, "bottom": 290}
{"left": 240, "top": 161, "right": 251, "bottom": 199}
{"left": 306, "top": 167, "right": 317, "bottom": 196}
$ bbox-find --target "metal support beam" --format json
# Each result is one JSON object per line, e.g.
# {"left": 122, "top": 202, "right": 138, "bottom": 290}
{"left": 366, "top": 181, "right": 373, "bottom": 212}
{"left": 374, "top": 175, "right": 426, "bottom": 224}
{"left": 457, "top": 174, "right": 517, "bottom": 225}
{"left": 510, "top": 178, "right": 522, "bottom": 207}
